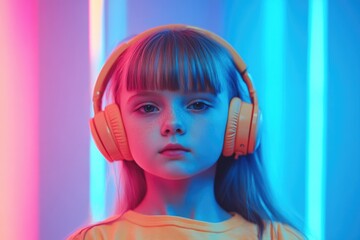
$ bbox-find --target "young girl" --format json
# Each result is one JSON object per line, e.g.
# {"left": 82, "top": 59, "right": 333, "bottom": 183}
{"left": 69, "top": 24, "right": 304, "bottom": 239}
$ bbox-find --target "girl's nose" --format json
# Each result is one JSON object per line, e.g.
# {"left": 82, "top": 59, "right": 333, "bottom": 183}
{"left": 160, "top": 109, "right": 186, "bottom": 136}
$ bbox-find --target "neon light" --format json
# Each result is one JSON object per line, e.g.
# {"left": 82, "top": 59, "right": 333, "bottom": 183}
{"left": 105, "top": 0, "right": 127, "bottom": 53}
{"left": 262, "top": 0, "right": 286, "bottom": 203}
{"left": 0, "top": 0, "right": 38, "bottom": 239}
{"left": 89, "top": 0, "right": 128, "bottom": 221}
{"left": 306, "top": 0, "right": 327, "bottom": 239}
{"left": 103, "top": 0, "right": 127, "bottom": 216}
{"left": 89, "top": 0, "right": 106, "bottom": 222}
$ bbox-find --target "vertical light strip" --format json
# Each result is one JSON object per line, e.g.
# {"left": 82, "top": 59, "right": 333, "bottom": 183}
{"left": 89, "top": 0, "right": 106, "bottom": 222}
{"left": 103, "top": 0, "right": 127, "bottom": 216}
{"left": 263, "top": 0, "right": 286, "bottom": 203}
{"left": 0, "top": 0, "right": 38, "bottom": 239}
{"left": 106, "top": 0, "right": 127, "bottom": 53}
{"left": 306, "top": 0, "right": 327, "bottom": 239}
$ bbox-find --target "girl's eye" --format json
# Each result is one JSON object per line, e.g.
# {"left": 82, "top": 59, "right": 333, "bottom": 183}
{"left": 188, "top": 101, "right": 209, "bottom": 111}
{"left": 138, "top": 104, "right": 159, "bottom": 113}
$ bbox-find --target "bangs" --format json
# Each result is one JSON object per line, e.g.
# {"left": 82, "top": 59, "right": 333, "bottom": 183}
{"left": 123, "top": 29, "right": 234, "bottom": 94}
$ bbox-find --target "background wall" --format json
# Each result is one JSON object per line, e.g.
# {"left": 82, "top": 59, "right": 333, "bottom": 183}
{"left": 38, "top": 1, "right": 90, "bottom": 239}
{"left": 0, "top": 0, "right": 359, "bottom": 239}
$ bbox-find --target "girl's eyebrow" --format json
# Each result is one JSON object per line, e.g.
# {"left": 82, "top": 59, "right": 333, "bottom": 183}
{"left": 126, "top": 91, "right": 219, "bottom": 104}
{"left": 126, "top": 92, "right": 160, "bottom": 104}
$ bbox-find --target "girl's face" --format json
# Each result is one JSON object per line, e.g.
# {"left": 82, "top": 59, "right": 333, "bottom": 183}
{"left": 120, "top": 87, "right": 230, "bottom": 180}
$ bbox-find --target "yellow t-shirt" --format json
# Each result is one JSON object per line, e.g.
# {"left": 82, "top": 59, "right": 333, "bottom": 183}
{"left": 68, "top": 211, "right": 303, "bottom": 240}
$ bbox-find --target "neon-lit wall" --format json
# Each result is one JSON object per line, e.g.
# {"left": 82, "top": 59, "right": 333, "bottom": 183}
{"left": 38, "top": 1, "right": 90, "bottom": 239}
{"left": 0, "top": 1, "right": 359, "bottom": 239}
{"left": 326, "top": 1, "right": 360, "bottom": 238}
{"left": 0, "top": 1, "right": 39, "bottom": 239}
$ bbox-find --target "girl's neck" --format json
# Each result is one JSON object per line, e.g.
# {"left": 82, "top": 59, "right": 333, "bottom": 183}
{"left": 133, "top": 165, "right": 231, "bottom": 222}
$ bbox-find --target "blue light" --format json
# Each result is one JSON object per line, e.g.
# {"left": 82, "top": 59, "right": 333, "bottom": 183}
{"left": 262, "top": 0, "right": 286, "bottom": 205}
{"left": 89, "top": 0, "right": 106, "bottom": 222}
{"left": 89, "top": 139, "right": 106, "bottom": 221}
{"left": 306, "top": 0, "right": 327, "bottom": 239}
{"left": 89, "top": 0, "right": 127, "bottom": 222}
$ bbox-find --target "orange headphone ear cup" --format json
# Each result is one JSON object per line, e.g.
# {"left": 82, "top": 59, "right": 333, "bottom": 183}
{"left": 89, "top": 104, "right": 133, "bottom": 162}
{"left": 90, "top": 111, "right": 125, "bottom": 162}
{"left": 223, "top": 98, "right": 241, "bottom": 157}
{"left": 104, "top": 104, "right": 133, "bottom": 160}
{"left": 90, "top": 119, "right": 112, "bottom": 161}
{"left": 223, "top": 97, "right": 257, "bottom": 158}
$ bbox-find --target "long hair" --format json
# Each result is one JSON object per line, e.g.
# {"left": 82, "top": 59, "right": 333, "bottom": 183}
{"left": 108, "top": 28, "right": 298, "bottom": 238}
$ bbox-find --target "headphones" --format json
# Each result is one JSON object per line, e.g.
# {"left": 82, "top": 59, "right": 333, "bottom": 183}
{"left": 90, "top": 24, "right": 259, "bottom": 162}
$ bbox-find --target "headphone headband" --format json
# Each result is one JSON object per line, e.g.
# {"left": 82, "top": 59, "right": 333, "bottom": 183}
{"left": 92, "top": 24, "right": 257, "bottom": 114}
{"left": 90, "top": 24, "right": 260, "bottom": 160}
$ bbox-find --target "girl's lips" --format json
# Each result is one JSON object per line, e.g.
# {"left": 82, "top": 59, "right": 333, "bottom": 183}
{"left": 160, "top": 149, "right": 189, "bottom": 159}
{"left": 159, "top": 143, "right": 190, "bottom": 153}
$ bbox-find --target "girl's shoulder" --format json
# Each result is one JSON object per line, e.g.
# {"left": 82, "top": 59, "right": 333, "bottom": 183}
{"left": 264, "top": 221, "right": 304, "bottom": 240}
{"left": 66, "top": 214, "right": 123, "bottom": 240}
{"left": 230, "top": 212, "right": 304, "bottom": 239}
{"left": 67, "top": 212, "right": 304, "bottom": 240}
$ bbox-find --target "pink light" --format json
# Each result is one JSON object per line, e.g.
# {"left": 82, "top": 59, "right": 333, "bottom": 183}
{"left": 0, "top": 1, "right": 39, "bottom": 239}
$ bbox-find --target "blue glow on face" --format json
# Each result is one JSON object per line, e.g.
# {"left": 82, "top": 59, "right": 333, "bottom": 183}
{"left": 119, "top": 90, "right": 229, "bottom": 180}
{"left": 306, "top": 0, "right": 327, "bottom": 239}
